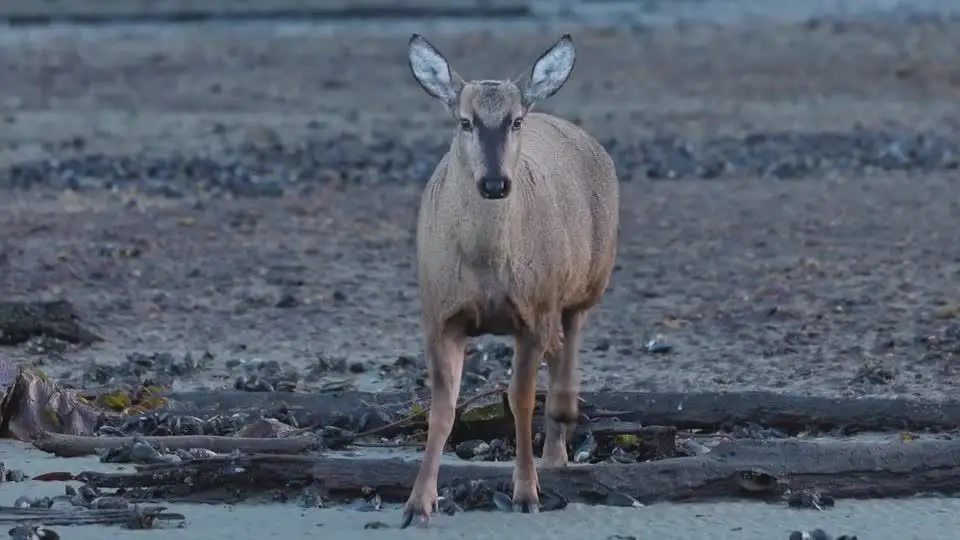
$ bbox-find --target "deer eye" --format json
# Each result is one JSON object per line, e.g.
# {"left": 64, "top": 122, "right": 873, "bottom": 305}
{"left": 510, "top": 117, "right": 523, "bottom": 131}
{"left": 459, "top": 118, "right": 473, "bottom": 131}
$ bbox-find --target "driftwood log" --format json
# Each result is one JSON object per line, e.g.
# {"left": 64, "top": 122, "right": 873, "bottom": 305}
{"left": 79, "top": 438, "right": 960, "bottom": 506}
{"left": 162, "top": 388, "right": 960, "bottom": 436}
{"left": 0, "top": 300, "right": 101, "bottom": 346}
{"left": 0, "top": 505, "right": 184, "bottom": 529}
{"left": 31, "top": 421, "right": 675, "bottom": 459}
{"left": 32, "top": 432, "right": 321, "bottom": 458}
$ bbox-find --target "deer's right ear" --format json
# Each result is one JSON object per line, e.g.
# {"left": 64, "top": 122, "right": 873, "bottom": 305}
{"left": 408, "top": 34, "right": 462, "bottom": 109}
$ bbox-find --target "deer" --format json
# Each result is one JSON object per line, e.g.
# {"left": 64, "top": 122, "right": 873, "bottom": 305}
{"left": 401, "top": 32, "right": 620, "bottom": 528}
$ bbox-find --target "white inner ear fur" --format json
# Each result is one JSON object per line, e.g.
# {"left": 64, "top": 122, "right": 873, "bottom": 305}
{"left": 409, "top": 40, "right": 457, "bottom": 104}
{"left": 526, "top": 38, "right": 576, "bottom": 103}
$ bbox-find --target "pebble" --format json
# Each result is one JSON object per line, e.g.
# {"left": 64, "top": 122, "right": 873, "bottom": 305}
{"left": 297, "top": 487, "right": 323, "bottom": 509}
{"left": 491, "top": 491, "right": 513, "bottom": 512}
{"left": 454, "top": 439, "right": 491, "bottom": 460}
{"left": 3, "top": 129, "right": 957, "bottom": 197}
{"left": 605, "top": 492, "right": 644, "bottom": 508}
{"left": 8, "top": 523, "right": 59, "bottom": 540}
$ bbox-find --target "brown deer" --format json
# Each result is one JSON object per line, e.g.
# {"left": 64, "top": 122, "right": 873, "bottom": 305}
{"left": 402, "top": 32, "right": 620, "bottom": 527}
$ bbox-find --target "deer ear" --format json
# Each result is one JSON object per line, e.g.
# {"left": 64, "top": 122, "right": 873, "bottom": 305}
{"left": 522, "top": 34, "right": 576, "bottom": 108}
{"left": 408, "top": 34, "right": 463, "bottom": 109}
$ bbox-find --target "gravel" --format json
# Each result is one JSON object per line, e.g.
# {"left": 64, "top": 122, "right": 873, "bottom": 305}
{"left": 2, "top": 128, "right": 958, "bottom": 198}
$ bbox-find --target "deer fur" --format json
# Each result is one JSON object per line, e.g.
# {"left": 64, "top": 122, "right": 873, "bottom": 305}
{"left": 401, "top": 33, "right": 620, "bottom": 528}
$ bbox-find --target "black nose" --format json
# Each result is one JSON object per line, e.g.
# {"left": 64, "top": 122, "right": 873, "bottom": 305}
{"left": 478, "top": 176, "right": 510, "bottom": 199}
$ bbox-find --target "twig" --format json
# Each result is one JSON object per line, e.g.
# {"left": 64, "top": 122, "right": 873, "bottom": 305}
{"left": 281, "top": 394, "right": 426, "bottom": 439}
{"left": 354, "top": 386, "right": 506, "bottom": 440}
{"left": 456, "top": 386, "right": 506, "bottom": 414}
{"left": 351, "top": 440, "right": 426, "bottom": 448}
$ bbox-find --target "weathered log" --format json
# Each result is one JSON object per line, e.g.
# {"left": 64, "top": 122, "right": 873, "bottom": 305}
{"left": 0, "top": 300, "right": 101, "bottom": 346}
{"left": 0, "top": 504, "right": 184, "bottom": 528}
{"left": 32, "top": 432, "right": 321, "bottom": 458}
{"left": 79, "top": 438, "right": 960, "bottom": 507}
{"left": 162, "top": 388, "right": 960, "bottom": 435}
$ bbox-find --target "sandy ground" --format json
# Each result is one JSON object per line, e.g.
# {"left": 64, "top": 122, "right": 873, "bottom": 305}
{"left": 1, "top": 17, "right": 960, "bottom": 399}
{"left": 1, "top": 439, "right": 957, "bottom": 539}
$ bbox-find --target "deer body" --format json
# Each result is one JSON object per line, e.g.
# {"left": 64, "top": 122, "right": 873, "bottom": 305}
{"left": 420, "top": 111, "right": 616, "bottom": 338}
{"left": 402, "top": 34, "right": 620, "bottom": 528}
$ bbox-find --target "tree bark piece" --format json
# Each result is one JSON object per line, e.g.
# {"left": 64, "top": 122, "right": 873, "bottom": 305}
{"left": 79, "top": 438, "right": 960, "bottom": 506}
{"left": 163, "top": 388, "right": 960, "bottom": 435}
{"left": 0, "top": 300, "right": 102, "bottom": 345}
{"left": 32, "top": 432, "right": 321, "bottom": 458}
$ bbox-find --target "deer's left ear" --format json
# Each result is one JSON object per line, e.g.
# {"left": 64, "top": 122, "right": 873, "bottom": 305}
{"left": 521, "top": 34, "right": 576, "bottom": 109}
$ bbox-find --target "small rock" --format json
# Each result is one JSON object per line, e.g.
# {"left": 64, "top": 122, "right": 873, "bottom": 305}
{"left": 234, "top": 375, "right": 274, "bottom": 392}
{"left": 275, "top": 293, "right": 299, "bottom": 308}
{"left": 492, "top": 491, "right": 513, "bottom": 512}
{"left": 573, "top": 431, "right": 597, "bottom": 463}
{"left": 243, "top": 125, "right": 284, "bottom": 153}
{"left": 787, "top": 490, "right": 836, "bottom": 510}
{"left": 644, "top": 335, "right": 672, "bottom": 354}
{"left": 437, "top": 496, "right": 463, "bottom": 516}
{"left": 454, "top": 440, "right": 491, "bottom": 461}
{"left": 605, "top": 492, "right": 644, "bottom": 508}
{"left": 680, "top": 438, "right": 711, "bottom": 456}
{"left": 8, "top": 523, "right": 59, "bottom": 540}
{"left": 354, "top": 493, "right": 382, "bottom": 512}
{"left": 394, "top": 355, "right": 418, "bottom": 369}
{"left": 225, "top": 358, "right": 243, "bottom": 369}
{"left": 320, "top": 426, "right": 355, "bottom": 450}
{"left": 299, "top": 488, "right": 324, "bottom": 508}
{"left": 348, "top": 361, "right": 366, "bottom": 374}
{"left": 849, "top": 360, "right": 897, "bottom": 385}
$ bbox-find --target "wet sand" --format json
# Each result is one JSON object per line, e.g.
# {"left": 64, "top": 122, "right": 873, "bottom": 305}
{"left": 1, "top": 440, "right": 956, "bottom": 539}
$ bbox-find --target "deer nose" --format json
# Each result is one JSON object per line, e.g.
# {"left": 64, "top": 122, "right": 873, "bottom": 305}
{"left": 478, "top": 175, "right": 511, "bottom": 200}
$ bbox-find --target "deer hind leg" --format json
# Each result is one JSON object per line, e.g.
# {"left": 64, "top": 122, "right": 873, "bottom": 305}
{"left": 542, "top": 308, "right": 586, "bottom": 467}
{"left": 401, "top": 323, "right": 466, "bottom": 528}
{"left": 509, "top": 325, "right": 550, "bottom": 513}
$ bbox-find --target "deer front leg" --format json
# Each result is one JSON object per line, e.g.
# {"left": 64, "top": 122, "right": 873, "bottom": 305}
{"left": 543, "top": 309, "right": 585, "bottom": 467}
{"left": 509, "top": 331, "right": 545, "bottom": 513}
{"left": 401, "top": 325, "right": 466, "bottom": 528}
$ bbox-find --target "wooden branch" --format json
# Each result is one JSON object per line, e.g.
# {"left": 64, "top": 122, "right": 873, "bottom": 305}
{"left": 32, "top": 432, "right": 321, "bottom": 458}
{"left": 162, "top": 388, "right": 960, "bottom": 435}
{"left": 0, "top": 300, "right": 101, "bottom": 346}
{"left": 78, "top": 438, "right": 960, "bottom": 507}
